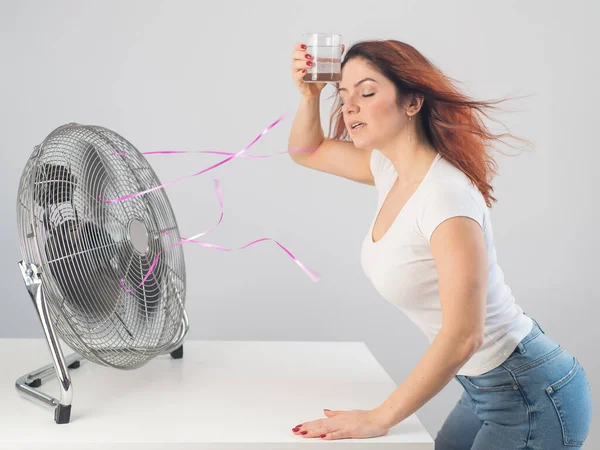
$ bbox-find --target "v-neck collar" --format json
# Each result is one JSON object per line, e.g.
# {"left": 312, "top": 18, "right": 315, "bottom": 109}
{"left": 370, "top": 152, "right": 441, "bottom": 244}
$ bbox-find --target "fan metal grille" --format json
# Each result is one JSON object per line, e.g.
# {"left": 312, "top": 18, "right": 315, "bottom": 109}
{"left": 17, "top": 123, "right": 186, "bottom": 370}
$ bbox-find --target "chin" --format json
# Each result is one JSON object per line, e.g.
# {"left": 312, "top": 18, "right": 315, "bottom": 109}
{"left": 351, "top": 136, "right": 373, "bottom": 149}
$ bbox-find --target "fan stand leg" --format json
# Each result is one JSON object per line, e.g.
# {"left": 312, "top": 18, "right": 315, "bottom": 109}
{"left": 15, "top": 351, "right": 83, "bottom": 424}
{"left": 16, "top": 261, "right": 83, "bottom": 424}
{"left": 170, "top": 344, "right": 183, "bottom": 359}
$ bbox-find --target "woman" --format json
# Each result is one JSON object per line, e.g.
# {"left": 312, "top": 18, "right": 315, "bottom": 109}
{"left": 287, "top": 39, "right": 593, "bottom": 449}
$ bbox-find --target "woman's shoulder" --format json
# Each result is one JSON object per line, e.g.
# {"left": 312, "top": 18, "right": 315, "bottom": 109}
{"left": 426, "top": 156, "right": 485, "bottom": 201}
{"left": 417, "top": 167, "right": 488, "bottom": 240}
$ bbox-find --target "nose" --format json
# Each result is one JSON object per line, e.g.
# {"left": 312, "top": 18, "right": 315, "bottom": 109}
{"left": 343, "top": 101, "right": 358, "bottom": 115}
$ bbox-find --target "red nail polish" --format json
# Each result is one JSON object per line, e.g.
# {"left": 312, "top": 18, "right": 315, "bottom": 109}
{"left": 307, "top": 61, "right": 313, "bottom": 66}
{"left": 301, "top": 44, "right": 307, "bottom": 49}
{"left": 321, "top": 434, "right": 326, "bottom": 438}
{"left": 301, "top": 431, "right": 308, "bottom": 435}
{"left": 302, "top": 69, "right": 306, "bottom": 73}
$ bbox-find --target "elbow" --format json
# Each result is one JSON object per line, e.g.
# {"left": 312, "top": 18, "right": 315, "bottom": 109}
{"left": 442, "top": 328, "right": 484, "bottom": 360}
{"left": 468, "top": 334, "right": 484, "bottom": 355}
{"left": 462, "top": 333, "right": 484, "bottom": 360}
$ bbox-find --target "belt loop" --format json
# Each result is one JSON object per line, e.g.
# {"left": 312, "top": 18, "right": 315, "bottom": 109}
{"left": 530, "top": 317, "right": 545, "bottom": 334}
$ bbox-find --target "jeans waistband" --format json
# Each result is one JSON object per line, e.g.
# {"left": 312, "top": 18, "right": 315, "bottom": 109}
{"left": 514, "top": 315, "right": 545, "bottom": 355}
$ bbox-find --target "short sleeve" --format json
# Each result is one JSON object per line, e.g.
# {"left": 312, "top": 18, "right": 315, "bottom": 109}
{"left": 417, "top": 181, "right": 485, "bottom": 242}
{"left": 370, "top": 150, "right": 395, "bottom": 191}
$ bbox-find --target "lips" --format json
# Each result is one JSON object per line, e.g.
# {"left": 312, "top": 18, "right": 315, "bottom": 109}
{"left": 350, "top": 122, "right": 366, "bottom": 132}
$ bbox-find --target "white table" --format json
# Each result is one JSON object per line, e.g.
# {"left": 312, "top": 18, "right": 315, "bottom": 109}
{"left": 0, "top": 339, "right": 434, "bottom": 449}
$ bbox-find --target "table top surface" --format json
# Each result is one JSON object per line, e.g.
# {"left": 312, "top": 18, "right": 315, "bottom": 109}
{"left": 0, "top": 338, "right": 434, "bottom": 449}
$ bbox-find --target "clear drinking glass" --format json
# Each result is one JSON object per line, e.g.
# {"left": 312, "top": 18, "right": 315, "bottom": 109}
{"left": 301, "top": 33, "right": 343, "bottom": 83}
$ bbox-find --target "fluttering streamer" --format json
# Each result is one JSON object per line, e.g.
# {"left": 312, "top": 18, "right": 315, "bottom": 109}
{"left": 97, "top": 114, "right": 321, "bottom": 291}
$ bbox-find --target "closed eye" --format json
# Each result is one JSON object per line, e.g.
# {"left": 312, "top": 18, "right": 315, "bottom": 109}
{"left": 341, "top": 93, "right": 374, "bottom": 107}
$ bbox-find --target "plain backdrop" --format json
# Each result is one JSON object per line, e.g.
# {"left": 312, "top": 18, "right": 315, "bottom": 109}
{"left": 1, "top": 0, "right": 598, "bottom": 447}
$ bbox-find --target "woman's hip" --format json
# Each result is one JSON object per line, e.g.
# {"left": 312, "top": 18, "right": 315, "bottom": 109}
{"left": 454, "top": 318, "right": 593, "bottom": 448}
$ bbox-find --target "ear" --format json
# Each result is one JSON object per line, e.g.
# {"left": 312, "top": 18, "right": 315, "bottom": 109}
{"left": 408, "top": 93, "right": 425, "bottom": 114}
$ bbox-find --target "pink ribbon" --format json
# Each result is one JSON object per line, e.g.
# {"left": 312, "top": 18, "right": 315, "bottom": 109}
{"left": 107, "top": 115, "right": 321, "bottom": 291}
{"left": 99, "top": 114, "right": 307, "bottom": 204}
{"left": 114, "top": 147, "right": 316, "bottom": 158}
{"left": 119, "top": 178, "right": 320, "bottom": 292}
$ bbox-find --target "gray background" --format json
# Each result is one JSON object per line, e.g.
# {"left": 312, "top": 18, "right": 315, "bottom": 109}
{"left": 1, "top": 0, "right": 597, "bottom": 446}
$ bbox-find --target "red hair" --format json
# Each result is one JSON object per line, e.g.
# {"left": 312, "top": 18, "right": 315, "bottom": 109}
{"left": 326, "top": 39, "right": 533, "bottom": 208}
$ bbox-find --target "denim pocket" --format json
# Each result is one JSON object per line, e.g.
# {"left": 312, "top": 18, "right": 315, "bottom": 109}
{"left": 546, "top": 357, "right": 592, "bottom": 446}
{"left": 463, "top": 364, "right": 518, "bottom": 392}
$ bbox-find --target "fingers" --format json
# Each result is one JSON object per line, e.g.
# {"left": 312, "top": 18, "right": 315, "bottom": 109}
{"left": 293, "top": 419, "right": 328, "bottom": 436}
{"left": 292, "top": 49, "right": 313, "bottom": 62}
{"left": 293, "top": 41, "right": 308, "bottom": 53}
{"left": 297, "top": 424, "right": 333, "bottom": 439}
{"left": 321, "top": 430, "right": 344, "bottom": 440}
{"left": 290, "top": 44, "right": 314, "bottom": 82}
{"left": 293, "top": 69, "right": 306, "bottom": 85}
{"left": 291, "top": 46, "right": 313, "bottom": 70}
{"left": 291, "top": 57, "right": 313, "bottom": 71}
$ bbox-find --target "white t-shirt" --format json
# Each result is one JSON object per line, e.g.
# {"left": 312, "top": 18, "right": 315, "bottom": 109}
{"left": 360, "top": 150, "right": 532, "bottom": 376}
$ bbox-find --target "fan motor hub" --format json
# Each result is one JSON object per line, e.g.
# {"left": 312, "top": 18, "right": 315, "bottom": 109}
{"left": 128, "top": 219, "right": 149, "bottom": 255}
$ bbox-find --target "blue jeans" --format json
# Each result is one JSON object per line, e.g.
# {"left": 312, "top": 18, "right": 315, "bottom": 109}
{"left": 435, "top": 317, "right": 593, "bottom": 449}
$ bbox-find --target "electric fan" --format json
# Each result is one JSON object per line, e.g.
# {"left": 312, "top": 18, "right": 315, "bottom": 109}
{"left": 16, "top": 123, "right": 189, "bottom": 424}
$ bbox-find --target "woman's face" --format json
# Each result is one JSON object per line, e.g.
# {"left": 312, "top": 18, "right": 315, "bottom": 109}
{"left": 338, "top": 58, "right": 407, "bottom": 150}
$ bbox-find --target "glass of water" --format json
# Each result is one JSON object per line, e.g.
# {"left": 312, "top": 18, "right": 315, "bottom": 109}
{"left": 301, "top": 33, "right": 343, "bottom": 83}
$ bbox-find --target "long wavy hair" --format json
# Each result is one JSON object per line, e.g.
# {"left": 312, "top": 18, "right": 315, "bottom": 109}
{"left": 326, "top": 39, "right": 533, "bottom": 207}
